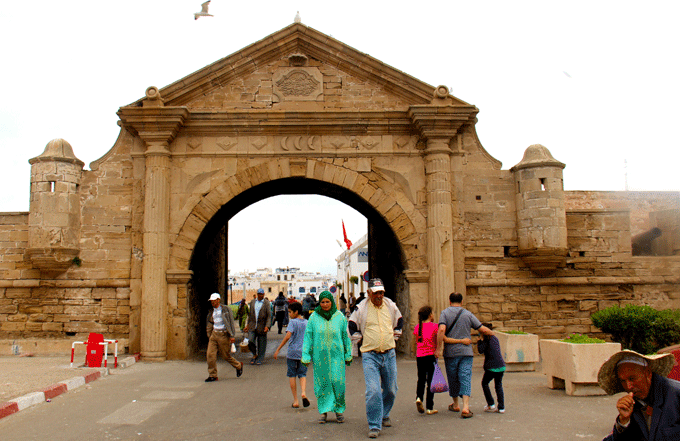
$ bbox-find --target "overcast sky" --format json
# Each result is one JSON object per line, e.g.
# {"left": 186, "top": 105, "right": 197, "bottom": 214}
{"left": 2, "top": 1, "right": 678, "bottom": 274}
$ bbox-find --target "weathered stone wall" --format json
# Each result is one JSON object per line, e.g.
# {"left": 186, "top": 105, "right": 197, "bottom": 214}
{"left": 0, "top": 131, "right": 136, "bottom": 346}
{"left": 464, "top": 205, "right": 680, "bottom": 340}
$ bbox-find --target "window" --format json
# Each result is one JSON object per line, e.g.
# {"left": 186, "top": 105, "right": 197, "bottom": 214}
{"left": 310, "top": 287, "right": 317, "bottom": 293}
{"left": 299, "top": 287, "right": 305, "bottom": 293}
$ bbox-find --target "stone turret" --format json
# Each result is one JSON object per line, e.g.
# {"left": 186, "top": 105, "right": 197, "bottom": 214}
{"left": 511, "top": 144, "right": 567, "bottom": 275}
{"left": 27, "top": 138, "right": 84, "bottom": 271}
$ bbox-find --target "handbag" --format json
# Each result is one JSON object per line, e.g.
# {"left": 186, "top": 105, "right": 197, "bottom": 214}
{"left": 430, "top": 360, "right": 449, "bottom": 393}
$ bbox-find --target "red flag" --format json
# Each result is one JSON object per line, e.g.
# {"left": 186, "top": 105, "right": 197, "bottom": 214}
{"left": 342, "top": 220, "right": 352, "bottom": 249}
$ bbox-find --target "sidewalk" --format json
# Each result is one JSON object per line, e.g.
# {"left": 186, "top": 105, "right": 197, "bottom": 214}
{"left": 0, "top": 352, "right": 139, "bottom": 419}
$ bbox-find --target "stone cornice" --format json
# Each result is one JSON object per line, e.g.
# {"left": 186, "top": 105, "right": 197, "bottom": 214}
{"left": 407, "top": 105, "right": 478, "bottom": 141}
{"left": 117, "top": 107, "right": 190, "bottom": 146}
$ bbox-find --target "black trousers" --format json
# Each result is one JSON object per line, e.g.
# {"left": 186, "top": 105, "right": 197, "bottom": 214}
{"left": 274, "top": 311, "right": 286, "bottom": 333}
{"left": 416, "top": 355, "right": 436, "bottom": 410}
{"left": 481, "top": 370, "right": 505, "bottom": 409}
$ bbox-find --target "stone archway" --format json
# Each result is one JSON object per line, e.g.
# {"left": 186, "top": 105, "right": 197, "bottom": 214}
{"left": 167, "top": 162, "right": 427, "bottom": 358}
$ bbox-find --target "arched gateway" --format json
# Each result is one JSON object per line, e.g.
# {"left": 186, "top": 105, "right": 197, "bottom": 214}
{"left": 7, "top": 23, "right": 679, "bottom": 361}
{"left": 115, "top": 23, "right": 482, "bottom": 360}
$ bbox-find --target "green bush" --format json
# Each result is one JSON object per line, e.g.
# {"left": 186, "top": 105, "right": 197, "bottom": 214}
{"left": 559, "top": 333, "right": 605, "bottom": 344}
{"left": 591, "top": 305, "right": 680, "bottom": 354}
{"left": 500, "top": 330, "right": 528, "bottom": 335}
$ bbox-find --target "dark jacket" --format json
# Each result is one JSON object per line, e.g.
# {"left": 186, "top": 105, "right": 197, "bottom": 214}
{"left": 247, "top": 298, "right": 271, "bottom": 334}
{"left": 477, "top": 335, "right": 505, "bottom": 371}
{"left": 603, "top": 373, "right": 680, "bottom": 441}
{"left": 206, "top": 304, "right": 236, "bottom": 338}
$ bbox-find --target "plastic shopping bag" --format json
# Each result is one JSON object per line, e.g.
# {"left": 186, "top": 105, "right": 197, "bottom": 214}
{"left": 430, "top": 360, "right": 449, "bottom": 393}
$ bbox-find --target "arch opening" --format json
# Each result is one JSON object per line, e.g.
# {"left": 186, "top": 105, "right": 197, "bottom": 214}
{"left": 186, "top": 177, "right": 407, "bottom": 357}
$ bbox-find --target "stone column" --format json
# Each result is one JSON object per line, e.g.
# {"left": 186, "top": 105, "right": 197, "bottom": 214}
{"left": 141, "top": 141, "right": 171, "bottom": 361}
{"left": 424, "top": 139, "right": 455, "bottom": 314}
{"left": 118, "top": 88, "right": 188, "bottom": 361}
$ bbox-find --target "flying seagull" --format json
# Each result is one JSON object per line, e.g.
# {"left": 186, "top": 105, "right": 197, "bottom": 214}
{"left": 194, "top": 1, "right": 213, "bottom": 20}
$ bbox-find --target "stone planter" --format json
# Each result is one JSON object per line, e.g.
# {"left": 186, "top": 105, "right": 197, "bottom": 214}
{"left": 539, "top": 339, "right": 621, "bottom": 396}
{"left": 495, "top": 331, "right": 540, "bottom": 372}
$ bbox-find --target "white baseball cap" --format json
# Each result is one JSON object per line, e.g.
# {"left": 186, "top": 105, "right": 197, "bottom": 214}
{"left": 208, "top": 293, "right": 221, "bottom": 301}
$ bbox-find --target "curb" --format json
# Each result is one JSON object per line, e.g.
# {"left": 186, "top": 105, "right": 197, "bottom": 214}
{"left": 0, "top": 353, "right": 140, "bottom": 421}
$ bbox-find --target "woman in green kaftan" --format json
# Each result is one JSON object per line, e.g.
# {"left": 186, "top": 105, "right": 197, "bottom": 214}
{"left": 301, "top": 291, "right": 353, "bottom": 424}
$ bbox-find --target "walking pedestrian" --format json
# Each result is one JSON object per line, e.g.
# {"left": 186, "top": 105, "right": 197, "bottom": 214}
{"left": 348, "top": 278, "right": 403, "bottom": 438}
{"left": 302, "top": 291, "right": 352, "bottom": 424}
{"left": 205, "top": 293, "right": 243, "bottom": 382}
{"left": 273, "top": 302, "right": 311, "bottom": 409}
{"left": 436, "top": 292, "right": 492, "bottom": 419}
{"left": 244, "top": 288, "right": 271, "bottom": 365}
{"left": 413, "top": 305, "right": 438, "bottom": 415}
{"left": 477, "top": 322, "right": 506, "bottom": 414}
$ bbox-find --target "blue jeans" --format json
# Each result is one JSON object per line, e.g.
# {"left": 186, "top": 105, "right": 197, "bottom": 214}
{"left": 362, "top": 349, "right": 398, "bottom": 430}
{"left": 444, "top": 356, "right": 473, "bottom": 398}
{"left": 248, "top": 330, "right": 267, "bottom": 363}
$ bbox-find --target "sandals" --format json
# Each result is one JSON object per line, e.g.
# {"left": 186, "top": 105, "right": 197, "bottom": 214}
{"left": 336, "top": 412, "right": 345, "bottom": 423}
{"left": 249, "top": 358, "right": 256, "bottom": 365}
{"left": 292, "top": 403, "right": 300, "bottom": 408}
{"left": 448, "top": 404, "right": 460, "bottom": 412}
{"left": 415, "top": 398, "right": 425, "bottom": 414}
{"left": 318, "top": 413, "right": 327, "bottom": 424}
{"left": 302, "top": 397, "right": 310, "bottom": 408}
{"left": 461, "top": 410, "right": 474, "bottom": 419}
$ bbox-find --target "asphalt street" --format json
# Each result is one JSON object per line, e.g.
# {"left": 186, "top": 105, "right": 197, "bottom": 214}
{"left": 0, "top": 332, "right": 618, "bottom": 441}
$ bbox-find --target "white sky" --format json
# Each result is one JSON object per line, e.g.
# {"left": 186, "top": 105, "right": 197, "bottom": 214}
{"left": 2, "top": 1, "right": 679, "bottom": 274}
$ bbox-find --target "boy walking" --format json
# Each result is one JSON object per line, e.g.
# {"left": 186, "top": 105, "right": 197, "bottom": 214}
{"left": 274, "top": 302, "right": 311, "bottom": 408}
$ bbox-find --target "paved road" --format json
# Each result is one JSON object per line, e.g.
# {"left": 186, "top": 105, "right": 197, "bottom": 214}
{"left": 1, "top": 332, "right": 618, "bottom": 440}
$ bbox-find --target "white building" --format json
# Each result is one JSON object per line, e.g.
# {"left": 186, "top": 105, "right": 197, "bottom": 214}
{"left": 228, "top": 267, "right": 334, "bottom": 302}
{"left": 336, "top": 234, "right": 369, "bottom": 298}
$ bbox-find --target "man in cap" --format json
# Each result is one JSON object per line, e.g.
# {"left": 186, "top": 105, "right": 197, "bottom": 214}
{"left": 205, "top": 293, "right": 243, "bottom": 382}
{"left": 348, "top": 278, "right": 403, "bottom": 439}
{"left": 598, "top": 349, "right": 680, "bottom": 440}
{"left": 244, "top": 288, "right": 271, "bottom": 365}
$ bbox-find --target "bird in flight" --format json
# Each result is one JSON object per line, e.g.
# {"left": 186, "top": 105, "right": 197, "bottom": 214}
{"left": 195, "top": 1, "right": 214, "bottom": 20}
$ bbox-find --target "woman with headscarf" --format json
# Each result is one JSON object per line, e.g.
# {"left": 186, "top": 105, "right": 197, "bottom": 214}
{"left": 301, "top": 291, "right": 353, "bottom": 424}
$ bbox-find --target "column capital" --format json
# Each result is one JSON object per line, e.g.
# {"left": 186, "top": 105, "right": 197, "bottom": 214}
{"left": 408, "top": 104, "right": 478, "bottom": 142}
{"left": 117, "top": 106, "right": 190, "bottom": 148}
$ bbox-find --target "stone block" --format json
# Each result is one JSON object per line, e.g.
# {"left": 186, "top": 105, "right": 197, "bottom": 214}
{"left": 539, "top": 339, "right": 620, "bottom": 396}
{"left": 496, "top": 331, "right": 539, "bottom": 371}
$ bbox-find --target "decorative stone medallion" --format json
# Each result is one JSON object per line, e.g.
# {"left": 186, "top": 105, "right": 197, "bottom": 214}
{"left": 273, "top": 67, "right": 323, "bottom": 102}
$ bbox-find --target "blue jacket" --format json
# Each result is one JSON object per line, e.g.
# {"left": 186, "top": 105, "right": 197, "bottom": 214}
{"left": 603, "top": 373, "right": 680, "bottom": 441}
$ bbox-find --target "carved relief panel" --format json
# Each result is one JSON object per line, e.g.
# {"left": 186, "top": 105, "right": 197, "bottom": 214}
{"left": 273, "top": 67, "right": 324, "bottom": 102}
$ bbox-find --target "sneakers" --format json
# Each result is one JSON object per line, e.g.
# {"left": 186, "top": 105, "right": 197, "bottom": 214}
{"left": 415, "top": 398, "right": 425, "bottom": 414}
{"left": 426, "top": 409, "right": 438, "bottom": 415}
{"left": 382, "top": 417, "right": 392, "bottom": 427}
{"left": 368, "top": 429, "right": 380, "bottom": 438}
{"left": 484, "top": 404, "right": 505, "bottom": 413}
{"left": 204, "top": 376, "right": 218, "bottom": 382}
